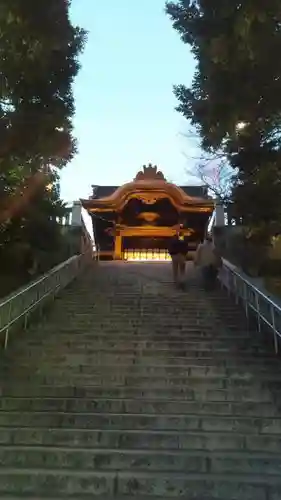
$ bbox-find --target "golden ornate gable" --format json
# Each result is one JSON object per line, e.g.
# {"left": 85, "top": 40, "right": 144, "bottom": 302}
{"left": 80, "top": 162, "right": 214, "bottom": 214}
{"left": 134, "top": 164, "right": 166, "bottom": 182}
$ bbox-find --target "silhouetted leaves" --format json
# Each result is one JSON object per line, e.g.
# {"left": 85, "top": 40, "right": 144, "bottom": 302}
{"left": 0, "top": 0, "right": 86, "bottom": 282}
{"left": 166, "top": 0, "right": 281, "bottom": 236}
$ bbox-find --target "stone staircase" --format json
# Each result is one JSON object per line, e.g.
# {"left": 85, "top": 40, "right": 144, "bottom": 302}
{"left": 1, "top": 261, "right": 281, "bottom": 499}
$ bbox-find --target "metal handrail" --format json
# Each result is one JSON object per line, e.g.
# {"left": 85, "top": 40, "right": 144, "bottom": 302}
{"left": 219, "top": 260, "right": 281, "bottom": 353}
{"left": 0, "top": 251, "right": 91, "bottom": 349}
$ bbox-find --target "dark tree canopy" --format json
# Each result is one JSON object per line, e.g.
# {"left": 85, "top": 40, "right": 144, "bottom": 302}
{"left": 166, "top": 0, "right": 281, "bottom": 234}
{"left": 0, "top": 0, "right": 86, "bottom": 174}
{"left": 0, "top": 0, "right": 86, "bottom": 289}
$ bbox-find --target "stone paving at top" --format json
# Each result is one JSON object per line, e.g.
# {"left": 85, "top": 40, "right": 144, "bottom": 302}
{"left": 1, "top": 261, "right": 281, "bottom": 499}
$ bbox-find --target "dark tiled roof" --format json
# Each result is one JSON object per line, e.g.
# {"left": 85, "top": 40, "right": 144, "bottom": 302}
{"left": 91, "top": 185, "right": 208, "bottom": 199}
{"left": 180, "top": 186, "right": 208, "bottom": 198}
{"left": 91, "top": 186, "right": 118, "bottom": 199}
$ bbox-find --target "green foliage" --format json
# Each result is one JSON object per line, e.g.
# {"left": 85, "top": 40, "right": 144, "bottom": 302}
{"left": 0, "top": 0, "right": 86, "bottom": 288}
{"left": 166, "top": 0, "right": 281, "bottom": 238}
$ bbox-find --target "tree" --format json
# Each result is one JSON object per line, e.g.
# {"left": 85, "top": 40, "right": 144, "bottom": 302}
{"left": 0, "top": 170, "right": 66, "bottom": 271}
{"left": 0, "top": 0, "right": 86, "bottom": 285}
{"left": 183, "top": 149, "right": 235, "bottom": 203}
{"left": 166, "top": 1, "right": 281, "bottom": 238}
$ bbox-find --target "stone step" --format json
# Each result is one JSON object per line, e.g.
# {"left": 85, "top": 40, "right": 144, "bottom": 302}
{"left": 0, "top": 427, "right": 245, "bottom": 450}
{"left": 0, "top": 385, "right": 275, "bottom": 403}
{"left": 2, "top": 427, "right": 281, "bottom": 453}
{"left": 18, "top": 331, "right": 254, "bottom": 341}
{"left": 0, "top": 468, "right": 278, "bottom": 498}
{"left": 0, "top": 411, "right": 280, "bottom": 434}
{"left": 50, "top": 302, "right": 245, "bottom": 311}
{"left": 0, "top": 497, "right": 217, "bottom": 500}
{"left": 49, "top": 304, "right": 246, "bottom": 313}
{"left": 0, "top": 497, "right": 229, "bottom": 500}
{"left": 43, "top": 308, "right": 249, "bottom": 316}
{"left": 1, "top": 446, "right": 281, "bottom": 476}
{"left": 55, "top": 315, "right": 247, "bottom": 322}
{"left": 13, "top": 339, "right": 269, "bottom": 350}
{"left": 50, "top": 311, "right": 244, "bottom": 320}
{"left": 51, "top": 292, "right": 240, "bottom": 298}
{"left": 0, "top": 397, "right": 277, "bottom": 417}
{"left": 44, "top": 296, "right": 243, "bottom": 302}
{"left": 36, "top": 325, "right": 251, "bottom": 337}
{"left": 63, "top": 302, "right": 238, "bottom": 311}
{"left": 6, "top": 352, "right": 277, "bottom": 365}
{"left": 3, "top": 360, "right": 281, "bottom": 376}
{"left": 2, "top": 374, "right": 279, "bottom": 389}
{"left": 37, "top": 321, "right": 249, "bottom": 332}
{"left": 9, "top": 347, "right": 272, "bottom": 359}
{"left": 1, "top": 362, "right": 281, "bottom": 379}
{"left": 43, "top": 324, "right": 249, "bottom": 334}
{"left": 43, "top": 305, "right": 246, "bottom": 313}
{"left": 4, "top": 360, "right": 281, "bottom": 374}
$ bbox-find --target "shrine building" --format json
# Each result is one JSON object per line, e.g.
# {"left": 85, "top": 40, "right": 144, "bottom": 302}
{"left": 81, "top": 164, "right": 214, "bottom": 261}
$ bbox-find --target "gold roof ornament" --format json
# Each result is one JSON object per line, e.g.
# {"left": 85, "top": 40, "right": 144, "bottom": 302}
{"left": 134, "top": 164, "right": 166, "bottom": 182}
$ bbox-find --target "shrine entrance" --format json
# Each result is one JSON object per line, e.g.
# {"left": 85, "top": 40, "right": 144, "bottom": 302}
{"left": 81, "top": 164, "right": 214, "bottom": 260}
{"left": 121, "top": 235, "right": 171, "bottom": 261}
{"left": 122, "top": 249, "right": 171, "bottom": 261}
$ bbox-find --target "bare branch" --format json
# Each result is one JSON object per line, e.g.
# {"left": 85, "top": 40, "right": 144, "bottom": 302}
{"left": 183, "top": 151, "right": 236, "bottom": 203}
{"left": 179, "top": 123, "right": 236, "bottom": 202}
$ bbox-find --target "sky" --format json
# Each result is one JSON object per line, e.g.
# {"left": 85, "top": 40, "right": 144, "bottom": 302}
{"left": 60, "top": 0, "right": 198, "bottom": 203}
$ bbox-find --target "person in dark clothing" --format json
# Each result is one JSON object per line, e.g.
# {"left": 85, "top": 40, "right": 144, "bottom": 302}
{"left": 168, "top": 229, "right": 189, "bottom": 288}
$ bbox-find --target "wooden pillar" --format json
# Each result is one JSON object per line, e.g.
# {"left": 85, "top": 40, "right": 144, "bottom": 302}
{"left": 114, "top": 232, "right": 122, "bottom": 260}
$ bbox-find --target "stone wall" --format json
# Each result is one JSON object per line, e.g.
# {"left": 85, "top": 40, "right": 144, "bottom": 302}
{"left": 213, "top": 226, "right": 265, "bottom": 277}
{"left": 213, "top": 225, "right": 281, "bottom": 277}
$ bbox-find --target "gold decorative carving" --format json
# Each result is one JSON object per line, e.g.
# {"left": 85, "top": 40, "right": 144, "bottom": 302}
{"left": 143, "top": 199, "right": 157, "bottom": 205}
{"left": 137, "top": 212, "right": 160, "bottom": 224}
{"left": 134, "top": 163, "right": 166, "bottom": 181}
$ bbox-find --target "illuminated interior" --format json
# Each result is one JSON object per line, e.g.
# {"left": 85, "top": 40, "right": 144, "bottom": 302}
{"left": 123, "top": 250, "right": 171, "bottom": 262}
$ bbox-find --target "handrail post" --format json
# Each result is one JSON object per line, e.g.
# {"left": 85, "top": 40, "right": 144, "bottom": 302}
{"left": 271, "top": 305, "right": 279, "bottom": 354}
{"left": 219, "top": 259, "right": 281, "bottom": 356}
{"left": 255, "top": 292, "right": 261, "bottom": 332}
{"left": 243, "top": 282, "right": 249, "bottom": 326}
{"left": 4, "top": 302, "right": 12, "bottom": 349}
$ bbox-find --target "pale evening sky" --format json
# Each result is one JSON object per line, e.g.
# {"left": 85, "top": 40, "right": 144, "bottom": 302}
{"left": 60, "top": 0, "right": 198, "bottom": 202}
